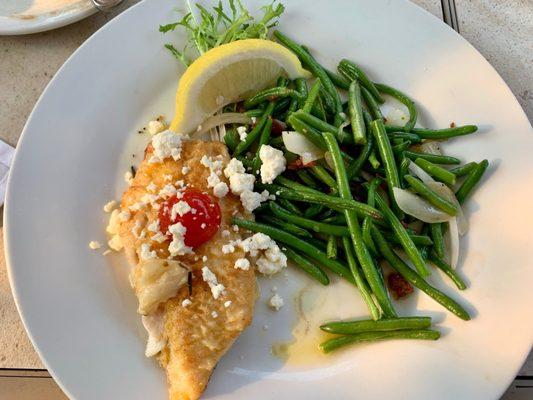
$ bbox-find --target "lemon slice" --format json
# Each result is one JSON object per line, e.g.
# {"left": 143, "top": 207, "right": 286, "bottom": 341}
{"left": 170, "top": 39, "right": 310, "bottom": 135}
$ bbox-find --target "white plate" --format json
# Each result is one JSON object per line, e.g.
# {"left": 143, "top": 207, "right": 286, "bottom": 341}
{"left": 0, "top": 0, "right": 96, "bottom": 35}
{"left": 5, "top": 0, "right": 533, "bottom": 399}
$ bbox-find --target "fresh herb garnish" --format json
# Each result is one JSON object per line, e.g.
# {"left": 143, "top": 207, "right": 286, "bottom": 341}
{"left": 160, "top": 0, "right": 284, "bottom": 66}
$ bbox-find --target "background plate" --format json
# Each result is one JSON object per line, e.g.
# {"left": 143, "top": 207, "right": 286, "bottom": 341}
{"left": 0, "top": 0, "right": 95, "bottom": 35}
{"left": 5, "top": 0, "right": 533, "bottom": 399}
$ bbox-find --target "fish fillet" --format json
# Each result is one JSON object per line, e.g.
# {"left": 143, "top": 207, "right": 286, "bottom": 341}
{"left": 118, "top": 140, "right": 256, "bottom": 400}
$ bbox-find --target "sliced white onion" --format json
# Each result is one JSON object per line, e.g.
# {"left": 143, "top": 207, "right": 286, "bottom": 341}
{"left": 385, "top": 108, "right": 409, "bottom": 126}
{"left": 426, "top": 182, "right": 468, "bottom": 235}
{"left": 447, "top": 218, "right": 459, "bottom": 269}
{"left": 393, "top": 187, "right": 453, "bottom": 223}
{"left": 283, "top": 131, "right": 324, "bottom": 163}
{"left": 195, "top": 113, "right": 252, "bottom": 137}
{"left": 420, "top": 140, "right": 442, "bottom": 155}
{"left": 408, "top": 160, "right": 435, "bottom": 184}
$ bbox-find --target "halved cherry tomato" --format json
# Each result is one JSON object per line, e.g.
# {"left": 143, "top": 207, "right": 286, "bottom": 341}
{"left": 159, "top": 189, "right": 221, "bottom": 248}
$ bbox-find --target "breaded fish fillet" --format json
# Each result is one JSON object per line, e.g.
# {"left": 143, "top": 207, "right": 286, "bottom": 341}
{"left": 118, "top": 140, "right": 256, "bottom": 400}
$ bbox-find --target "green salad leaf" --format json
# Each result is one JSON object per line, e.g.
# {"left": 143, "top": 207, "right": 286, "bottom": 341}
{"left": 160, "top": 0, "right": 285, "bottom": 67}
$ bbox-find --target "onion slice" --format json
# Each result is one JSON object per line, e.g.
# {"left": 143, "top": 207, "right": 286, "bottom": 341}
{"left": 393, "top": 187, "right": 453, "bottom": 223}
{"left": 448, "top": 217, "right": 460, "bottom": 269}
{"left": 408, "top": 160, "right": 434, "bottom": 184}
{"left": 282, "top": 131, "right": 324, "bottom": 164}
{"left": 426, "top": 182, "right": 468, "bottom": 235}
{"left": 420, "top": 140, "right": 443, "bottom": 155}
{"left": 195, "top": 113, "right": 252, "bottom": 137}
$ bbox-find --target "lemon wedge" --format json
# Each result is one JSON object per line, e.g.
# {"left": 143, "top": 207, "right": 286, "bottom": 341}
{"left": 170, "top": 39, "right": 310, "bottom": 135}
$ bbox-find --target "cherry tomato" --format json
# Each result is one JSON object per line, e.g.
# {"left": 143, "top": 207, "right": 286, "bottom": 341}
{"left": 159, "top": 189, "right": 221, "bottom": 248}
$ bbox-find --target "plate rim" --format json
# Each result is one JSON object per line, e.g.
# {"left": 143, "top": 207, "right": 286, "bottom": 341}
{"left": 4, "top": 0, "right": 532, "bottom": 399}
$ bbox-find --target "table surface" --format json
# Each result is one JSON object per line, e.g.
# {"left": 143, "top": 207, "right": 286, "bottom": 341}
{"left": 0, "top": 0, "right": 531, "bottom": 399}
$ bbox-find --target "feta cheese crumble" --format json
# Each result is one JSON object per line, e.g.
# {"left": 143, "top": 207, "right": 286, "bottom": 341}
{"left": 168, "top": 222, "right": 192, "bottom": 256}
{"left": 268, "top": 293, "right": 284, "bottom": 311}
{"left": 89, "top": 241, "right": 102, "bottom": 250}
{"left": 234, "top": 258, "right": 250, "bottom": 271}
{"left": 237, "top": 126, "right": 248, "bottom": 141}
{"left": 182, "top": 299, "right": 192, "bottom": 307}
{"left": 147, "top": 119, "right": 166, "bottom": 136}
{"left": 149, "top": 130, "right": 183, "bottom": 163}
{"left": 213, "top": 181, "right": 229, "bottom": 198}
{"left": 259, "top": 145, "right": 286, "bottom": 184}
{"left": 103, "top": 200, "right": 117, "bottom": 213}
{"left": 171, "top": 200, "right": 191, "bottom": 220}
{"left": 201, "top": 266, "right": 225, "bottom": 299}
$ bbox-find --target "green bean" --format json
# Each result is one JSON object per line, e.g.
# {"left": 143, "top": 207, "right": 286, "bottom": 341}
{"left": 310, "top": 165, "right": 338, "bottom": 192}
{"left": 384, "top": 124, "right": 478, "bottom": 139}
{"left": 284, "top": 247, "right": 329, "bottom": 285}
{"left": 455, "top": 159, "right": 489, "bottom": 204}
{"left": 450, "top": 162, "right": 478, "bottom": 177}
{"left": 274, "top": 31, "right": 343, "bottom": 126}
{"left": 403, "top": 151, "right": 461, "bottom": 165}
{"left": 233, "top": 102, "right": 274, "bottom": 156}
{"left": 362, "top": 178, "right": 380, "bottom": 256}
{"left": 302, "top": 80, "right": 321, "bottom": 113}
{"left": 323, "top": 131, "right": 396, "bottom": 318}
{"left": 430, "top": 223, "right": 445, "bottom": 259}
{"left": 342, "top": 237, "right": 381, "bottom": 320}
{"left": 375, "top": 83, "right": 418, "bottom": 132}
{"left": 294, "top": 78, "right": 308, "bottom": 109}
{"left": 346, "top": 129, "right": 374, "bottom": 179}
{"left": 232, "top": 218, "right": 355, "bottom": 283}
{"left": 361, "top": 218, "right": 377, "bottom": 256}
{"left": 428, "top": 252, "right": 467, "bottom": 290}
{"left": 327, "top": 235, "right": 338, "bottom": 259}
{"left": 278, "top": 198, "right": 303, "bottom": 216}
{"left": 322, "top": 214, "right": 347, "bottom": 225}
{"left": 381, "top": 231, "right": 433, "bottom": 246}
{"left": 320, "top": 317, "right": 432, "bottom": 334}
{"left": 368, "top": 150, "right": 381, "bottom": 169}
{"left": 272, "top": 179, "right": 383, "bottom": 221}
{"left": 251, "top": 118, "right": 273, "bottom": 174}
{"left": 324, "top": 68, "right": 350, "bottom": 90}
{"left": 347, "top": 80, "right": 366, "bottom": 145}
{"left": 269, "top": 202, "right": 349, "bottom": 236}
{"left": 372, "top": 226, "right": 470, "bottom": 320}
{"left": 371, "top": 119, "right": 402, "bottom": 215}
{"left": 388, "top": 131, "right": 422, "bottom": 143}
{"left": 286, "top": 114, "right": 328, "bottom": 150}
{"left": 311, "top": 94, "right": 328, "bottom": 121}
{"left": 319, "top": 88, "right": 336, "bottom": 120}
{"left": 399, "top": 156, "right": 411, "bottom": 187}
{"left": 414, "top": 158, "right": 456, "bottom": 186}
{"left": 268, "top": 135, "right": 284, "bottom": 148}
{"left": 392, "top": 140, "right": 412, "bottom": 154}
{"left": 361, "top": 86, "right": 383, "bottom": 120}
{"left": 272, "top": 98, "right": 292, "bottom": 118}
{"left": 244, "top": 109, "right": 265, "bottom": 118}
{"left": 304, "top": 204, "right": 325, "bottom": 218}
{"left": 296, "top": 169, "right": 320, "bottom": 189}
{"left": 405, "top": 175, "right": 458, "bottom": 216}
{"left": 374, "top": 194, "right": 430, "bottom": 277}
{"left": 287, "top": 115, "right": 355, "bottom": 163}
{"left": 259, "top": 214, "right": 313, "bottom": 238}
{"left": 320, "top": 329, "right": 440, "bottom": 353}
{"left": 337, "top": 59, "right": 384, "bottom": 103}
{"left": 244, "top": 87, "right": 302, "bottom": 109}
{"left": 223, "top": 127, "right": 239, "bottom": 152}
{"left": 291, "top": 110, "right": 353, "bottom": 145}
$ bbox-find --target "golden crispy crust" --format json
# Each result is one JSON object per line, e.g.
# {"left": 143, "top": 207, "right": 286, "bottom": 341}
{"left": 118, "top": 140, "right": 255, "bottom": 400}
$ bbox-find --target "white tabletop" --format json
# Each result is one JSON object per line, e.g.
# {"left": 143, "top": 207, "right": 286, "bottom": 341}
{"left": 0, "top": 0, "right": 531, "bottom": 398}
